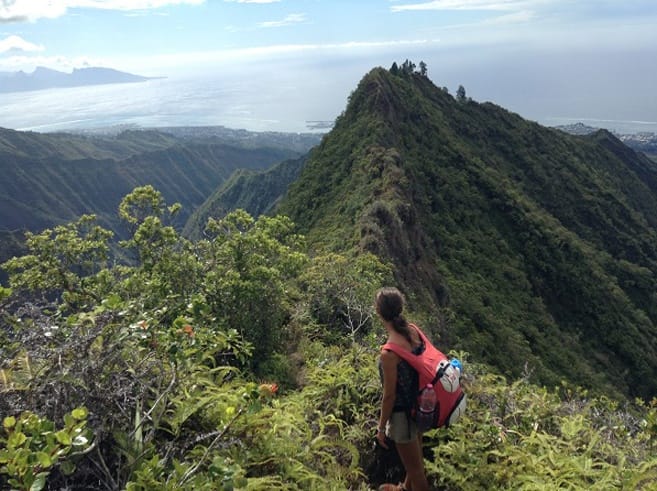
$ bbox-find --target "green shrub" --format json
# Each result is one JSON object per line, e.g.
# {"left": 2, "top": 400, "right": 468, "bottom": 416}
{"left": 0, "top": 408, "right": 92, "bottom": 491}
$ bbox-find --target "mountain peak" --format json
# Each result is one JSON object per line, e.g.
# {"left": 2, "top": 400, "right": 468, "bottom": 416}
{"left": 278, "top": 64, "right": 657, "bottom": 399}
{"left": 343, "top": 66, "right": 436, "bottom": 127}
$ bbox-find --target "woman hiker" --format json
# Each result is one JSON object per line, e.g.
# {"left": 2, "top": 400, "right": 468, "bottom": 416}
{"left": 375, "top": 287, "right": 430, "bottom": 491}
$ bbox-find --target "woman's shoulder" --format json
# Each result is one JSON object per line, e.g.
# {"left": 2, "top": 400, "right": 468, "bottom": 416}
{"left": 380, "top": 349, "right": 400, "bottom": 366}
{"left": 380, "top": 348, "right": 399, "bottom": 359}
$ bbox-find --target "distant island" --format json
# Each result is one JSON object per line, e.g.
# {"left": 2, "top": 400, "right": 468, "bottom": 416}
{"left": 0, "top": 66, "right": 162, "bottom": 93}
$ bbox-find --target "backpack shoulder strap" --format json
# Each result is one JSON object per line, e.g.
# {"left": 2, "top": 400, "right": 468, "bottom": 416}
{"left": 381, "top": 341, "right": 424, "bottom": 372}
{"left": 409, "top": 323, "right": 430, "bottom": 345}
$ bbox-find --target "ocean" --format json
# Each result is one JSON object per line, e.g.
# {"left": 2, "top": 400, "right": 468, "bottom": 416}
{"left": 1, "top": 73, "right": 655, "bottom": 136}
{"left": 0, "top": 73, "right": 345, "bottom": 134}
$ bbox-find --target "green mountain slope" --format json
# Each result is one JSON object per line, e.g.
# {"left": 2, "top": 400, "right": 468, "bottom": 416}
{"left": 0, "top": 127, "right": 179, "bottom": 161}
{"left": 0, "top": 128, "right": 312, "bottom": 238}
{"left": 183, "top": 154, "right": 308, "bottom": 239}
{"left": 277, "top": 67, "right": 657, "bottom": 399}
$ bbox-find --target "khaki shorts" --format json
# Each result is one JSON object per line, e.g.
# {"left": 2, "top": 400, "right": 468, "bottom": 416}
{"left": 386, "top": 411, "right": 418, "bottom": 444}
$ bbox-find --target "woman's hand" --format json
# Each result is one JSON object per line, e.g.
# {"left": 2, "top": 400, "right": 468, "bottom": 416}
{"left": 376, "top": 427, "right": 388, "bottom": 449}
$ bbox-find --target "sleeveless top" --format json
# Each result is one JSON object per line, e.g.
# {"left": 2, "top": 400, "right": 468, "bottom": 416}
{"left": 379, "top": 339, "right": 424, "bottom": 411}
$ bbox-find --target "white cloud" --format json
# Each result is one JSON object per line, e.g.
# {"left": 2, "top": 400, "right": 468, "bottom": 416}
{"left": 123, "top": 10, "right": 171, "bottom": 17}
{"left": 0, "top": 37, "right": 440, "bottom": 74}
{"left": 0, "top": 1, "right": 67, "bottom": 22}
{"left": 0, "top": 34, "right": 44, "bottom": 53}
{"left": 390, "top": 0, "right": 538, "bottom": 12}
{"left": 389, "top": 0, "right": 546, "bottom": 29}
{"left": 0, "top": 53, "right": 107, "bottom": 72}
{"left": 143, "top": 38, "right": 438, "bottom": 67}
{"left": 0, "top": 0, "right": 204, "bottom": 23}
{"left": 481, "top": 9, "right": 534, "bottom": 24}
{"left": 224, "top": 0, "right": 281, "bottom": 3}
{"left": 72, "top": 0, "right": 205, "bottom": 9}
{"left": 258, "top": 13, "right": 306, "bottom": 28}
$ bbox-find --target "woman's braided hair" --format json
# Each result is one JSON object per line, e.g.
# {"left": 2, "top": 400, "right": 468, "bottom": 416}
{"left": 375, "top": 287, "right": 413, "bottom": 345}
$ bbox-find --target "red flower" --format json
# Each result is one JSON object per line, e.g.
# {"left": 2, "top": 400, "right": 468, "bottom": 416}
{"left": 182, "top": 324, "right": 194, "bottom": 337}
{"left": 258, "top": 383, "right": 279, "bottom": 397}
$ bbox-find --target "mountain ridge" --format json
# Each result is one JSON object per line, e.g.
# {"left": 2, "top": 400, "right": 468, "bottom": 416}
{"left": 0, "top": 66, "right": 160, "bottom": 93}
{"left": 183, "top": 154, "right": 309, "bottom": 240}
{"left": 0, "top": 127, "right": 316, "bottom": 239}
{"left": 275, "top": 66, "right": 657, "bottom": 399}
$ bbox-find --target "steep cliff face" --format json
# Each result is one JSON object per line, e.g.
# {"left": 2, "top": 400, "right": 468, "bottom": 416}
{"left": 278, "top": 67, "right": 657, "bottom": 398}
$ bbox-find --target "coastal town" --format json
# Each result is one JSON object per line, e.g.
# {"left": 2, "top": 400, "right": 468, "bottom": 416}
{"left": 557, "top": 122, "right": 657, "bottom": 159}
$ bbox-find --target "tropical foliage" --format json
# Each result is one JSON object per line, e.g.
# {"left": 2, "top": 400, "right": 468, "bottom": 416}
{"left": 2, "top": 186, "right": 657, "bottom": 490}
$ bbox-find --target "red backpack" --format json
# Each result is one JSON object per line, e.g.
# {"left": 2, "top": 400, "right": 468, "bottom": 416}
{"left": 382, "top": 324, "right": 466, "bottom": 429}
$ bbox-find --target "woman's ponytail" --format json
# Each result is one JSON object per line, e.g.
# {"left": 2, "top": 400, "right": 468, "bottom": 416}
{"left": 375, "top": 287, "right": 413, "bottom": 345}
{"left": 392, "top": 315, "right": 413, "bottom": 346}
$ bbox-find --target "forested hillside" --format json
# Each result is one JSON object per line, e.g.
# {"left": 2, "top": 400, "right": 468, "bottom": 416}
{"left": 0, "top": 127, "right": 319, "bottom": 274}
{"left": 277, "top": 67, "right": 657, "bottom": 400}
{"left": 184, "top": 154, "right": 308, "bottom": 240}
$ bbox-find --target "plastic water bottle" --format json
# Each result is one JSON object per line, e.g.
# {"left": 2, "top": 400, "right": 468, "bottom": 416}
{"left": 416, "top": 384, "right": 437, "bottom": 431}
{"left": 450, "top": 358, "right": 463, "bottom": 376}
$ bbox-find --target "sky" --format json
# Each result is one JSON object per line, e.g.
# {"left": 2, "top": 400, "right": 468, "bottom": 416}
{"left": 1, "top": 0, "right": 657, "bottom": 132}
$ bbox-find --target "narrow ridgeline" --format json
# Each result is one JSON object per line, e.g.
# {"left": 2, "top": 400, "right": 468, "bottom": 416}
{"left": 274, "top": 67, "right": 657, "bottom": 399}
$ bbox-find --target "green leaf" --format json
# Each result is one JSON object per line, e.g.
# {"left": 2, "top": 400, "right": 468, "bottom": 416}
{"left": 36, "top": 452, "right": 52, "bottom": 469}
{"left": 0, "top": 286, "right": 11, "bottom": 299}
{"left": 3, "top": 416, "right": 16, "bottom": 430}
{"left": 8, "top": 431, "right": 27, "bottom": 448}
{"left": 60, "top": 460, "right": 76, "bottom": 476}
{"left": 71, "top": 407, "right": 88, "bottom": 420}
{"left": 101, "top": 293, "right": 122, "bottom": 310}
{"left": 54, "top": 430, "right": 72, "bottom": 446}
{"left": 30, "top": 472, "right": 48, "bottom": 491}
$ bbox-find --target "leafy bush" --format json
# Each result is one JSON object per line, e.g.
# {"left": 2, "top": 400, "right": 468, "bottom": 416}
{"left": 424, "top": 369, "right": 657, "bottom": 490}
{"left": 2, "top": 187, "right": 657, "bottom": 490}
{"left": 0, "top": 408, "right": 92, "bottom": 491}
